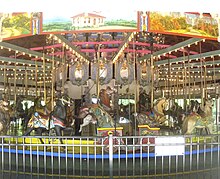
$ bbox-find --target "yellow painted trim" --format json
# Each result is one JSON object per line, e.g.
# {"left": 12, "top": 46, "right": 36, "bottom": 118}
{"left": 138, "top": 125, "right": 160, "bottom": 130}
{"left": 97, "top": 127, "right": 123, "bottom": 131}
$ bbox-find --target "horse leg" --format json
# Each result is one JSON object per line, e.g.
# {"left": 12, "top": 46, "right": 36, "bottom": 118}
{"left": 205, "top": 127, "right": 210, "bottom": 135}
{"left": 54, "top": 125, "right": 64, "bottom": 145}
{"left": 35, "top": 128, "right": 45, "bottom": 144}
{"left": 79, "top": 120, "right": 89, "bottom": 133}
{"left": 23, "top": 127, "right": 34, "bottom": 136}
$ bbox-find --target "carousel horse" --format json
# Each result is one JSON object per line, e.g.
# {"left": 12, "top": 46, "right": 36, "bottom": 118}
{"left": 135, "top": 97, "right": 173, "bottom": 127}
{"left": 23, "top": 95, "right": 72, "bottom": 144}
{"left": 23, "top": 97, "right": 49, "bottom": 129}
{"left": 164, "top": 101, "right": 186, "bottom": 133}
{"left": 0, "top": 100, "right": 10, "bottom": 135}
{"left": 14, "top": 96, "right": 26, "bottom": 120}
{"left": 182, "top": 98, "right": 214, "bottom": 135}
{"left": 139, "top": 88, "right": 151, "bottom": 112}
{"left": 99, "top": 86, "right": 117, "bottom": 112}
{"left": 75, "top": 106, "right": 98, "bottom": 133}
{"left": 74, "top": 103, "right": 116, "bottom": 134}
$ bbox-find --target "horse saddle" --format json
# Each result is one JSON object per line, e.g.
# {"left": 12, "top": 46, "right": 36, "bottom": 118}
{"left": 146, "top": 111, "right": 154, "bottom": 120}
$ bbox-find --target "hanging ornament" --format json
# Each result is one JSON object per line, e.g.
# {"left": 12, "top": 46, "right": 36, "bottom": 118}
{"left": 120, "top": 61, "right": 129, "bottom": 80}
{"left": 75, "top": 63, "right": 83, "bottom": 81}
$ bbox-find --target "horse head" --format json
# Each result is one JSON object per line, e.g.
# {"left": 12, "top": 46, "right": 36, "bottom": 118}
{"left": 0, "top": 100, "right": 9, "bottom": 111}
{"left": 59, "top": 95, "right": 73, "bottom": 106}
{"left": 204, "top": 98, "right": 214, "bottom": 108}
{"left": 154, "top": 97, "right": 171, "bottom": 113}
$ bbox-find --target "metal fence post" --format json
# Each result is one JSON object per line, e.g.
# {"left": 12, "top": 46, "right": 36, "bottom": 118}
{"left": 108, "top": 132, "right": 113, "bottom": 178}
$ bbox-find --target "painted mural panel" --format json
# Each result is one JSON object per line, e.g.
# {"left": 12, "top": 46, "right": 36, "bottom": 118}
{"left": 0, "top": 12, "right": 37, "bottom": 40}
{"left": 147, "top": 11, "right": 219, "bottom": 40}
{"left": 42, "top": 0, "right": 137, "bottom": 32}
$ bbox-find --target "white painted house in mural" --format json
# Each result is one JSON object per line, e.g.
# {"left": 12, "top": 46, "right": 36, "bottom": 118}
{"left": 71, "top": 12, "right": 106, "bottom": 28}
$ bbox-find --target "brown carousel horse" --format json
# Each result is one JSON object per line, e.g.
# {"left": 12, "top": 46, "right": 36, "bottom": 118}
{"left": 0, "top": 100, "right": 10, "bottom": 135}
{"left": 135, "top": 97, "right": 173, "bottom": 127}
{"left": 99, "top": 86, "right": 117, "bottom": 112}
{"left": 182, "top": 98, "right": 214, "bottom": 135}
{"left": 24, "top": 95, "right": 72, "bottom": 144}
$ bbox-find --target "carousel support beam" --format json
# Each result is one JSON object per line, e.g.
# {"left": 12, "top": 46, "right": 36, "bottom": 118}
{"left": 54, "top": 34, "right": 90, "bottom": 61}
{"left": 112, "top": 32, "right": 134, "bottom": 63}
{"left": 156, "top": 49, "right": 220, "bottom": 66}
{"left": 0, "top": 42, "right": 61, "bottom": 62}
{"left": 139, "top": 38, "right": 203, "bottom": 62}
{"left": 0, "top": 64, "right": 51, "bottom": 71}
{"left": 0, "top": 56, "right": 52, "bottom": 68}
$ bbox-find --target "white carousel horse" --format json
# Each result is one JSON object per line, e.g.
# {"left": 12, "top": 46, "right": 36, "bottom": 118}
{"left": 182, "top": 98, "right": 214, "bottom": 135}
{"left": 77, "top": 107, "right": 97, "bottom": 133}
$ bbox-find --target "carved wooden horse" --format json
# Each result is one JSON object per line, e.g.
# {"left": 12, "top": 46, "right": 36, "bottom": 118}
{"left": 0, "top": 100, "right": 10, "bottom": 134}
{"left": 76, "top": 106, "right": 97, "bottom": 133}
{"left": 99, "top": 86, "right": 116, "bottom": 112}
{"left": 182, "top": 98, "right": 214, "bottom": 135}
{"left": 136, "top": 97, "right": 173, "bottom": 126}
{"left": 24, "top": 95, "right": 72, "bottom": 144}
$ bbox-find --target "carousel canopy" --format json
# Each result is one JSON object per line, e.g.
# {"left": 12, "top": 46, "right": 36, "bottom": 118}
{"left": 0, "top": 7, "right": 220, "bottom": 98}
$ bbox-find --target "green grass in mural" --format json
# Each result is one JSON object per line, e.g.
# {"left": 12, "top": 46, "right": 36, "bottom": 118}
{"left": 2, "top": 14, "right": 31, "bottom": 38}
{"left": 43, "top": 20, "right": 137, "bottom": 32}
{"left": 105, "top": 20, "right": 136, "bottom": 27}
{"left": 43, "top": 22, "right": 73, "bottom": 32}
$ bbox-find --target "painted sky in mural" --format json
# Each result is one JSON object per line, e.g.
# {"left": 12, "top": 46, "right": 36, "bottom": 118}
{"left": 42, "top": 0, "right": 137, "bottom": 32}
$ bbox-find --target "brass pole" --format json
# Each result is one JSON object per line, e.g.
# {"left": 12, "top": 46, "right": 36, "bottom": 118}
{"left": 183, "top": 51, "right": 187, "bottom": 110}
{"left": 133, "top": 37, "right": 137, "bottom": 136}
{"left": 150, "top": 55, "right": 154, "bottom": 108}
{"left": 25, "top": 66, "right": 28, "bottom": 96}
{"left": 14, "top": 62, "right": 17, "bottom": 104}
{"left": 187, "top": 50, "right": 191, "bottom": 101}
{"left": 96, "top": 44, "right": 101, "bottom": 99}
{"left": 51, "top": 48, "right": 55, "bottom": 110}
{"left": 204, "top": 60, "right": 207, "bottom": 98}
{"left": 61, "top": 45, "right": 65, "bottom": 94}
{"left": 212, "top": 56, "right": 218, "bottom": 125}
{"left": 199, "top": 42, "right": 204, "bottom": 106}
{"left": 35, "top": 60, "right": 38, "bottom": 96}
{"left": 43, "top": 52, "right": 46, "bottom": 103}
{"left": 168, "top": 55, "right": 171, "bottom": 98}
{"left": 176, "top": 70, "right": 179, "bottom": 98}
{"left": 3, "top": 63, "right": 6, "bottom": 94}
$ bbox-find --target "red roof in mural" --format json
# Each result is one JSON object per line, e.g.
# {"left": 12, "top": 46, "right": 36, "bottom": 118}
{"left": 71, "top": 12, "right": 106, "bottom": 19}
{"left": 184, "top": 12, "right": 212, "bottom": 17}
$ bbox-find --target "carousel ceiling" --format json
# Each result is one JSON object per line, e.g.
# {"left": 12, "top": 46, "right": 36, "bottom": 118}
{"left": 0, "top": 31, "right": 220, "bottom": 97}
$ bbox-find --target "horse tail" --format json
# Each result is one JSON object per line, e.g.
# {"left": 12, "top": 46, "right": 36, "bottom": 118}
{"left": 182, "top": 117, "right": 188, "bottom": 134}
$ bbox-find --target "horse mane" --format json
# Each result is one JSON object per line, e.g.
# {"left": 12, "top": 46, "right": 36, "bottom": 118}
{"left": 153, "top": 97, "right": 166, "bottom": 106}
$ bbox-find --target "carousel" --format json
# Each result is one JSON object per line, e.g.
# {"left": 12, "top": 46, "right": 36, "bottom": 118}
{"left": 0, "top": 11, "right": 220, "bottom": 179}
{"left": 0, "top": 12, "right": 220, "bottom": 152}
